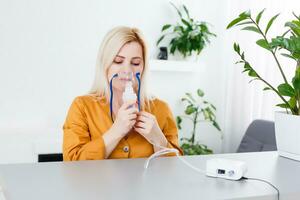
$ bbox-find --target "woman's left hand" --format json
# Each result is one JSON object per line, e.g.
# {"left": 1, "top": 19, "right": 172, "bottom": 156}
{"left": 134, "top": 111, "right": 168, "bottom": 150}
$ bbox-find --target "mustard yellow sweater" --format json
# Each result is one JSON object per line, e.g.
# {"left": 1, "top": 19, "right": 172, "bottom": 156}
{"left": 63, "top": 95, "right": 182, "bottom": 161}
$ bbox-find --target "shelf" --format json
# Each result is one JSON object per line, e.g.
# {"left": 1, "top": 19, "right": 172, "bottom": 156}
{"left": 149, "top": 59, "right": 205, "bottom": 72}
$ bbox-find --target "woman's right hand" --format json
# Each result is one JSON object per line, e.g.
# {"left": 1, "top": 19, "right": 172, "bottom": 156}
{"left": 103, "top": 100, "right": 137, "bottom": 158}
{"left": 111, "top": 100, "right": 138, "bottom": 138}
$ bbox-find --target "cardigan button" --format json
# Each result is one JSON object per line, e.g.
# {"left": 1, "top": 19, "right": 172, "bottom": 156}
{"left": 123, "top": 146, "right": 129, "bottom": 153}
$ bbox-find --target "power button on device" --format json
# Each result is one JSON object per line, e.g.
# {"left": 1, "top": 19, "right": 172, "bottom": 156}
{"left": 228, "top": 170, "right": 235, "bottom": 176}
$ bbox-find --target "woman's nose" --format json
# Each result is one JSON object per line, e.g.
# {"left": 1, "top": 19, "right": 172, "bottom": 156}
{"left": 118, "top": 71, "right": 133, "bottom": 80}
{"left": 122, "top": 63, "right": 133, "bottom": 73}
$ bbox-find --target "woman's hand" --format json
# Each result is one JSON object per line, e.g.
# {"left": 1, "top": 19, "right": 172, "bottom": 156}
{"left": 112, "top": 100, "right": 138, "bottom": 138}
{"left": 134, "top": 111, "right": 168, "bottom": 150}
{"left": 103, "top": 100, "right": 138, "bottom": 158}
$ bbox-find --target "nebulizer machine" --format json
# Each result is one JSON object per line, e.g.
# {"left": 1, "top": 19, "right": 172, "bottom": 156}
{"left": 108, "top": 71, "right": 248, "bottom": 180}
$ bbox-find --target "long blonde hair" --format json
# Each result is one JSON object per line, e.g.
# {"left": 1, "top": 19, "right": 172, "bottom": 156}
{"left": 89, "top": 26, "right": 152, "bottom": 110}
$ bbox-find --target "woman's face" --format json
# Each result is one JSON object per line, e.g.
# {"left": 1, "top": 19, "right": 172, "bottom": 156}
{"left": 107, "top": 41, "right": 144, "bottom": 92}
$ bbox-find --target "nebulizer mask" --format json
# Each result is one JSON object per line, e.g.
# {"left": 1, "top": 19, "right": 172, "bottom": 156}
{"left": 109, "top": 71, "right": 141, "bottom": 122}
{"left": 120, "top": 72, "right": 137, "bottom": 105}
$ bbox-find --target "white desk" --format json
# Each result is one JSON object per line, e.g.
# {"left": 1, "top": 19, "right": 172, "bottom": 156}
{"left": 0, "top": 151, "right": 299, "bottom": 200}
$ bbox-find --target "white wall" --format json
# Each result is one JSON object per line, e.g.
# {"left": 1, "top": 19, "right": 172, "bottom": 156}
{"left": 1, "top": 0, "right": 298, "bottom": 163}
{"left": 0, "top": 0, "right": 228, "bottom": 164}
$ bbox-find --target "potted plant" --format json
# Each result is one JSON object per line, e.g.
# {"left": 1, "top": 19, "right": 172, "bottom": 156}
{"left": 227, "top": 10, "right": 300, "bottom": 160}
{"left": 157, "top": 3, "right": 216, "bottom": 60}
{"left": 176, "top": 89, "right": 221, "bottom": 155}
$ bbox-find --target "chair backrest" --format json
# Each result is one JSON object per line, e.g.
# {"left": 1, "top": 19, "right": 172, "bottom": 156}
{"left": 237, "top": 119, "right": 277, "bottom": 153}
{"left": 38, "top": 153, "right": 63, "bottom": 162}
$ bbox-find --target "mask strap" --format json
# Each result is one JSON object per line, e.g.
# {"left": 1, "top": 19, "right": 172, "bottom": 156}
{"left": 109, "top": 73, "right": 118, "bottom": 122}
{"left": 135, "top": 72, "right": 141, "bottom": 112}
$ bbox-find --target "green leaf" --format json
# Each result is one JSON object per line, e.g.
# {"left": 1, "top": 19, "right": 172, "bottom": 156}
{"left": 281, "top": 53, "right": 296, "bottom": 60}
{"left": 212, "top": 121, "right": 221, "bottom": 131}
{"left": 241, "top": 52, "right": 245, "bottom": 60}
{"left": 241, "top": 26, "right": 260, "bottom": 34}
{"left": 156, "top": 35, "right": 165, "bottom": 46}
{"left": 256, "top": 39, "right": 271, "bottom": 50}
{"left": 227, "top": 16, "right": 249, "bottom": 29}
{"left": 210, "top": 104, "right": 216, "bottom": 110}
{"left": 248, "top": 70, "right": 258, "bottom": 77}
{"left": 197, "top": 89, "right": 204, "bottom": 97}
{"left": 277, "top": 83, "right": 295, "bottom": 97}
{"left": 185, "top": 105, "right": 197, "bottom": 115}
{"left": 181, "top": 18, "right": 192, "bottom": 29}
{"left": 161, "top": 24, "right": 172, "bottom": 32}
{"left": 182, "top": 4, "right": 190, "bottom": 19}
{"left": 236, "top": 21, "right": 253, "bottom": 26}
{"left": 170, "top": 2, "right": 182, "bottom": 18}
{"left": 256, "top": 8, "right": 266, "bottom": 24}
{"left": 181, "top": 97, "right": 193, "bottom": 104}
{"left": 249, "top": 78, "right": 259, "bottom": 83}
{"left": 239, "top": 10, "right": 251, "bottom": 18}
{"left": 265, "top": 13, "right": 280, "bottom": 35}
{"left": 185, "top": 92, "right": 196, "bottom": 103}
{"left": 284, "top": 22, "right": 300, "bottom": 36}
{"left": 292, "top": 76, "right": 300, "bottom": 91}
{"left": 263, "top": 87, "right": 271, "bottom": 91}
{"left": 176, "top": 116, "right": 182, "bottom": 130}
{"left": 289, "top": 97, "right": 297, "bottom": 109}
{"left": 244, "top": 62, "right": 251, "bottom": 69}
{"left": 285, "top": 22, "right": 298, "bottom": 29}
{"left": 242, "top": 69, "right": 249, "bottom": 73}
{"left": 293, "top": 12, "right": 300, "bottom": 21}
{"left": 174, "top": 25, "right": 184, "bottom": 33}
{"left": 170, "top": 43, "right": 176, "bottom": 54}
{"left": 233, "top": 43, "right": 240, "bottom": 54}
{"left": 276, "top": 103, "right": 290, "bottom": 108}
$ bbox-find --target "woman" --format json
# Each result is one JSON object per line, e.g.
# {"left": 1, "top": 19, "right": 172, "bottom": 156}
{"left": 63, "top": 26, "right": 183, "bottom": 161}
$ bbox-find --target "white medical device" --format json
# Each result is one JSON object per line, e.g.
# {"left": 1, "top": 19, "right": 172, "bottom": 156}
{"left": 122, "top": 80, "right": 137, "bottom": 103}
{"left": 206, "top": 158, "right": 247, "bottom": 180}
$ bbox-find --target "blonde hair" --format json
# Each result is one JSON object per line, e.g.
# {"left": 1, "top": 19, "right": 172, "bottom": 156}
{"left": 89, "top": 26, "right": 153, "bottom": 110}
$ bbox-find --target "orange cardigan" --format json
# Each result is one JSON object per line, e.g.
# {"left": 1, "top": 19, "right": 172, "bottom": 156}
{"left": 63, "top": 95, "right": 183, "bottom": 161}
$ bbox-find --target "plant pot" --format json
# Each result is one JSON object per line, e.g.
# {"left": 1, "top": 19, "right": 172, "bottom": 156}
{"left": 275, "top": 111, "right": 300, "bottom": 161}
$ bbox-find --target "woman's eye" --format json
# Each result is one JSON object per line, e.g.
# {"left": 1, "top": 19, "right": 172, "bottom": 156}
{"left": 113, "top": 60, "right": 122, "bottom": 64}
{"left": 132, "top": 63, "right": 140, "bottom": 66}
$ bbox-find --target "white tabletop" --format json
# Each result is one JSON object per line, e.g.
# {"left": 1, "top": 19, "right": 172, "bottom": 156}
{"left": 0, "top": 151, "right": 299, "bottom": 200}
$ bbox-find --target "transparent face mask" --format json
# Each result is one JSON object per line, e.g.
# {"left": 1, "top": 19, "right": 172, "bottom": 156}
{"left": 117, "top": 71, "right": 134, "bottom": 86}
{"left": 109, "top": 71, "right": 141, "bottom": 122}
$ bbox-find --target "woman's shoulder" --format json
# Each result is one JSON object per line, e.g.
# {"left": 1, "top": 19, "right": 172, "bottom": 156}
{"left": 148, "top": 97, "right": 171, "bottom": 112}
{"left": 71, "top": 94, "right": 107, "bottom": 107}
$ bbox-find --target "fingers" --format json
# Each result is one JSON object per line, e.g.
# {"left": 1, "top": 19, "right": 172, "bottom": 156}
{"left": 135, "top": 121, "right": 146, "bottom": 128}
{"left": 120, "top": 100, "right": 137, "bottom": 110}
{"left": 128, "top": 113, "right": 137, "bottom": 120}
{"left": 134, "top": 126, "right": 146, "bottom": 134}
{"left": 136, "top": 115, "right": 148, "bottom": 123}
{"left": 125, "top": 107, "right": 138, "bottom": 115}
{"left": 130, "top": 120, "right": 136, "bottom": 127}
{"left": 138, "top": 111, "right": 153, "bottom": 118}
